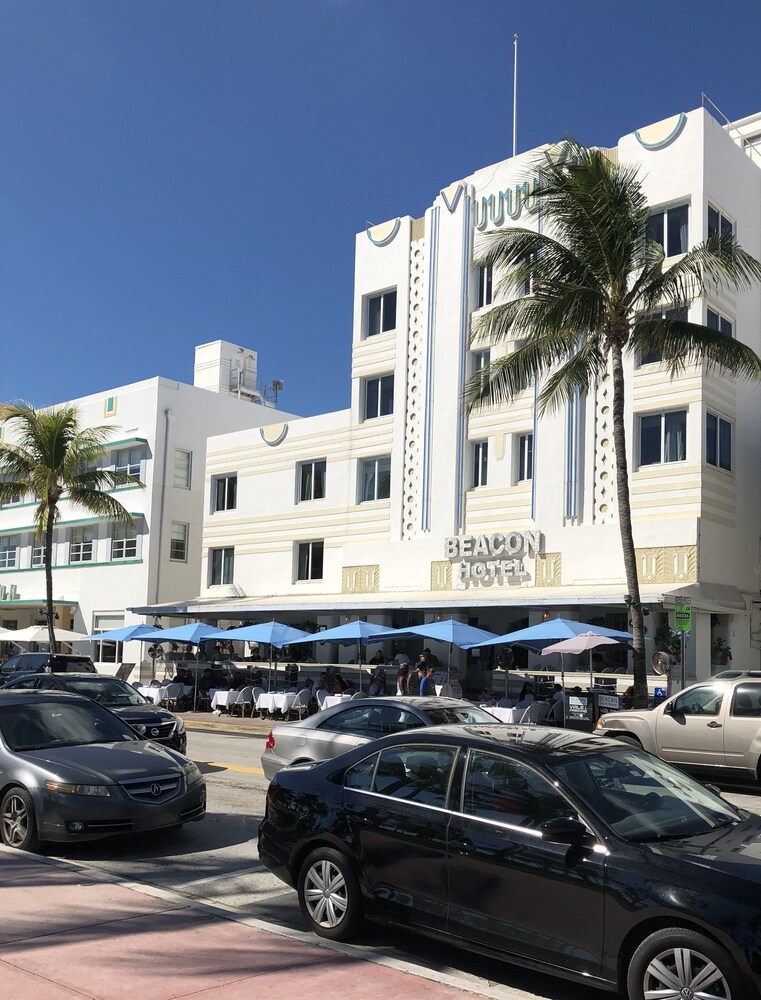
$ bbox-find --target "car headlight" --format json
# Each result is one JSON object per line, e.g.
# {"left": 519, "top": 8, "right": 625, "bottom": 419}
{"left": 45, "top": 781, "right": 111, "bottom": 797}
{"left": 182, "top": 763, "right": 203, "bottom": 785}
{"left": 175, "top": 717, "right": 185, "bottom": 734}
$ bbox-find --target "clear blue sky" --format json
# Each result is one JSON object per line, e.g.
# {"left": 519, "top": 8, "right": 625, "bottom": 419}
{"left": 3, "top": 0, "right": 761, "bottom": 417}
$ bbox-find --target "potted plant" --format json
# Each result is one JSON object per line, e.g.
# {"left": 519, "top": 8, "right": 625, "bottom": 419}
{"left": 654, "top": 623, "right": 681, "bottom": 660}
{"left": 712, "top": 636, "right": 732, "bottom": 666}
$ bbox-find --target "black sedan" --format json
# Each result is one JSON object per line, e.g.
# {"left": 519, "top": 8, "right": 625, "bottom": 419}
{"left": 4, "top": 674, "right": 187, "bottom": 753}
{"left": 259, "top": 724, "right": 761, "bottom": 1000}
{"left": 0, "top": 690, "right": 205, "bottom": 851}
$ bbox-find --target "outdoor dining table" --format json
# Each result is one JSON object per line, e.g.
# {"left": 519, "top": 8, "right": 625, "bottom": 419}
{"left": 322, "top": 693, "right": 352, "bottom": 711}
{"left": 138, "top": 684, "right": 192, "bottom": 705}
{"left": 257, "top": 691, "right": 298, "bottom": 715}
{"left": 481, "top": 705, "right": 524, "bottom": 723}
{"left": 211, "top": 690, "right": 235, "bottom": 711}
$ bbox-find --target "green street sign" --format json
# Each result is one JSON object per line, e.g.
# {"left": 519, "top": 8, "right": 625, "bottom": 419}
{"left": 674, "top": 597, "right": 692, "bottom": 633}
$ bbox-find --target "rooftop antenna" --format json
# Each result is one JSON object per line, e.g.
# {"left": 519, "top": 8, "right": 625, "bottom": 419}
{"left": 512, "top": 35, "right": 519, "bottom": 158}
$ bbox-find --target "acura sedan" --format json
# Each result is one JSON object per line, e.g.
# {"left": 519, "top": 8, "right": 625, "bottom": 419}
{"left": 4, "top": 673, "right": 187, "bottom": 753}
{"left": 260, "top": 724, "right": 761, "bottom": 1000}
{"left": 0, "top": 690, "right": 205, "bottom": 851}
{"left": 261, "top": 697, "right": 497, "bottom": 779}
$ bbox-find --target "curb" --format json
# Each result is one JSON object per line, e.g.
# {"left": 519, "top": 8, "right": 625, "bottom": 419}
{"left": 184, "top": 718, "right": 269, "bottom": 736}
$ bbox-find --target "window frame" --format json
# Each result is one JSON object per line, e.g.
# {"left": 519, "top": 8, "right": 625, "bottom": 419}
{"left": 297, "top": 460, "right": 327, "bottom": 503}
{"left": 670, "top": 685, "right": 724, "bottom": 717}
{"left": 477, "top": 264, "right": 493, "bottom": 309}
{"left": 169, "top": 521, "right": 189, "bottom": 562}
{"left": 705, "top": 412, "right": 732, "bottom": 473}
{"left": 69, "top": 526, "right": 95, "bottom": 564}
{"left": 638, "top": 409, "right": 687, "bottom": 467}
{"left": 296, "top": 540, "right": 324, "bottom": 582}
{"left": 363, "top": 374, "right": 394, "bottom": 420}
{"left": 649, "top": 202, "right": 689, "bottom": 257}
{"left": 706, "top": 307, "right": 734, "bottom": 339}
{"left": 0, "top": 536, "right": 19, "bottom": 569}
{"left": 636, "top": 306, "right": 688, "bottom": 367}
{"left": 359, "top": 456, "right": 391, "bottom": 503}
{"left": 707, "top": 204, "right": 734, "bottom": 241}
{"left": 472, "top": 440, "right": 488, "bottom": 489}
{"left": 111, "top": 523, "right": 137, "bottom": 561}
{"left": 516, "top": 432, "right": 534, "bottom": 483}
{"left": 208, "top": 546, "right": 235, "bottom": 586}
{"left": 173, "top": 448, "right": 192, "bottom": 490}
{"left": 211, "top": 473, "right": 238, "bottom": 513}
{"left": 114, "top": 446, "right": 142, "bottom": 479}
{"left": 91, "top": 613, "right": 125, "bottom": 664}
{"left": 366, "top": 289, "right": 398, "bottom": 337}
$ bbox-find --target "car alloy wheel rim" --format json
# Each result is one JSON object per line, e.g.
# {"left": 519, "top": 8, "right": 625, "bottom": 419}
{"left": 303, "top": 860, "right": 348, "bottom": 928}
{"left": 2, "top": 795, "right": 29, "bottom": 848}
{"left": 643, "top": 946, "right": 731, "bottom": 999}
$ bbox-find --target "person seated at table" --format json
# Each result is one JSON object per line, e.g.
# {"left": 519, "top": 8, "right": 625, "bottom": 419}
{"left": 423, "top": 648, "right": 440, "bottom": 670}
{"left": 198, "top": 668, "right": 216, "bottom": 693}
{"left": 332, "top": 674, "right": 348, "bottom": 695}
{"left": 368, "top": 672, "right": 385, "bottom": 697}
{"left": 516, "top": 682, "right": 535, "bottom": 708}
{"left": 312, "top": 672, "right": 328, "bottom": 695}
{"left": 368, "top": 650, "right": 384, "bottom": 666}
{"left": 228, "top": 668, "right": 246, "bottom": 689}
{"left": 170, "top": 667, "right": 189, "bottom": 684}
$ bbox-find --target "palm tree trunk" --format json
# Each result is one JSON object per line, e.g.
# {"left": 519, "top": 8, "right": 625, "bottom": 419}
{"left": 44, "top": 505, "right": 57, "bottom": 655}
{"left": 609, "top": 343, "right": 647, "bottom": 707}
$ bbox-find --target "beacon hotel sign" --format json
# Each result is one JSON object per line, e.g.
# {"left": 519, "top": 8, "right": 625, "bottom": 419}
{"left": 444, "top": 531, "right": 543, "bottom": 589}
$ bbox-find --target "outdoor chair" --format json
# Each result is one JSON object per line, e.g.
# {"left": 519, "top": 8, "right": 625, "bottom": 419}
{"left": 251, "top": 686, "right": 265, "bottom": 717}
{"left": 497, "top": 697, "right": 513, "bottom": 708}
{"left": 350, "top": 691, "right": 366, "bottom": 700}
{"left": 229, "top": 686, "right": 253, "bottom": 717}
{"left": 160, "top": 683, "right": 182, "bottom": 710}
{"left": 316, "top": 689, "right": 328, "bottom": 709}
{"left": 287, "top": 687, "right": 311, "bottom": 720}
{"left": 519, "top": 702, "right": 545, "bottom": 725}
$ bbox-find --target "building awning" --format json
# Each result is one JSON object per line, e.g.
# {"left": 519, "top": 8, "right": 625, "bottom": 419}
{"left": 660, "top": 583, "right": 749, "bottom": 614}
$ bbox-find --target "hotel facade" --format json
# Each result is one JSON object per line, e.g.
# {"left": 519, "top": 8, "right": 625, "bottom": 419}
{"left": 139, "top": 107, "right": 761, "bottom": 688}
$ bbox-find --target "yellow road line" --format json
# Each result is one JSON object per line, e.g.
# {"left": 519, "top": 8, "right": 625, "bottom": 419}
{"left": 195, "top": 760, "right": 264, "bottom": 776}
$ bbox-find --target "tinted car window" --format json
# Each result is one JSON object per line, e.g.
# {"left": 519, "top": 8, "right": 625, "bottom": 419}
{"left": 345, "top": 752, "right": 379, "bottom": 790}
{"left": 61, "top": 677, "right": 147, "bottom": 706}
{"left": 671, "top": 685, "right": 724, "bottom": 717}
{"left": 731, "top": 684, "right": 761, "bottom": 717}
{"left": 318, "top": 706, "right": 374, "bottom": 735}
{"left": 9, "top": 677, "right": 42, "bottom": 690}
{"left": 463, "top": 751, "right": 578, "bottom": 829}
{"left": 0, "top": 701, "right": 137, "bottom": 751}
{"left": 424, "top": 706, "right": 500, "bottom": 726}
{"left": 365, "top": 706, "right": 422, "bottom": 739}
{"left": 372, "top": 745, "right": 457, "bottom": 808}
{"left": 52, "top": 656, "right": 96, "bottom": 673}
{"left": 2, "top": 654, "right": 48, "bottom": 673}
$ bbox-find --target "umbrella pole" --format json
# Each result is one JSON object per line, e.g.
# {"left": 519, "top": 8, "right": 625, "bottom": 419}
{"left": 447, "top": 642, "right": 452, "bottom": 683}
{"left": 194, "top": 646, "right": 199, "bottom": 712}
{"left": 589, "top": 650, "right": 594, "bottom": 691}
{"left": 358, "top": 641, "right": 362, "bottom": 692}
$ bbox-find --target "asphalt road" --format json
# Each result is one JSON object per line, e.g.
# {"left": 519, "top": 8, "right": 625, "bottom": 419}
{"left": 45, "top": 724, "right": 761, "bottom": 1000}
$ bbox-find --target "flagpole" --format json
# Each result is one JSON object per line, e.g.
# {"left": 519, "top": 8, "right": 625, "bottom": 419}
{"left": 512, "top": 34, "right": 518, "bottom": 158}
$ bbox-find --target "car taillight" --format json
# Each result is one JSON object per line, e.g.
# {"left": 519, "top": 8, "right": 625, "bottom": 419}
{"left": 265, "top": 731, "right": 275, "bottom": 750}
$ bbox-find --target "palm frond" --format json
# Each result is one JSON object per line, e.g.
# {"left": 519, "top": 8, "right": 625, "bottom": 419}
{"left": 71, "top": 469, "right": 145, "bottom": 492}
{"left": 630, "top": 318, "right": 761, "bottom": 379}
{"left": 536, "top": 341, "right": 607, "bottom": 413}
{"left": 65, "top": 489, "right": 136, "bottom": 524}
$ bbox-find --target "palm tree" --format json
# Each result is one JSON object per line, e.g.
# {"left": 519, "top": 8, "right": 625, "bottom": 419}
{"left": 0, "top": 402, "right": 144, "bottom": 652}
{"left": 465, "top": 142, "right": 761, "bottom": 706}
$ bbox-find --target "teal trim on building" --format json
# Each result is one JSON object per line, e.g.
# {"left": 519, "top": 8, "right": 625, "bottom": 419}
{"left": 0, "top": 559, "right": 143, "bottom": 574}
{"left": 108, "top": 437, "right": 149, "bottom": 450}
{"left": 0, "top": 512, "right": 144, "bottom": 537}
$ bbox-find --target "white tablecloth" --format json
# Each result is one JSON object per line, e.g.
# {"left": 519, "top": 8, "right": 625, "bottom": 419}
{"left": 138, "top": 684, "right": 192, "bottom": 705}
{"left": 481, "top": 705, "right": 523, "bottom": 723}
{"left": 322, "top": 694, "right": 352, "bottom": 711}
{"left": 257, "top": 691, "right": 298, "bottom": 714}
{"left": 211, "top": 690, "right": 235, "bottom": 710}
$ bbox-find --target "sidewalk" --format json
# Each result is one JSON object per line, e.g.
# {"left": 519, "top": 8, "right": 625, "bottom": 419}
{"left": 0, "top": 849, "right": 491, "bottom": 1000}
{"left": 182, "top": 710, "right": 273, "bottom": 736}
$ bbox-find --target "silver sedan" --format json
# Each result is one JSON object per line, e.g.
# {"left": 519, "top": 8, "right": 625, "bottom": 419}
{"left": 261, "top": 697, "right": 498, "bottom": 780}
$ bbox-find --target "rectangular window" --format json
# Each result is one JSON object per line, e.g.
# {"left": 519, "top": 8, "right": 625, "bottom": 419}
{"left": 649, "top": 203, "right": 689, "bottom": 256}
{"left": 170, "top": 522, "right": 188, "bottom": 562}
{"left": 296, "top": 540, "right": 324, "bottom": 581}
{"left": 0, "top": 536, "right": 18, "bottom": 569}
{"left": 472, "top": 441, "right": 488, "bottom": 488}
{"left": 517, "top": 433, "right": 533, "bottom": 482}
{"left": 298, "top": 460, "right": 327, "bottom": 502}
{"left": 92, "top": 613, "right": 124, "bottom": 664}
{"left": 209, "top": 547, "right": 234, "bottom": 585}
{"left": 367, "top": 289, "right": 397, "bottom": 336}
{"left": 706, "top": 412, "right": 732, "bottom": 472}
{"left": 173, "top": 449, "right": 192, "bottom": 489}
{"left": 111, "top": 523, "right": 137, "bottom": 561}
{"left": 707, "top": 205, "right": 734, "bottom": 240}
{"left": 69, "top": 527, "right": 94, "bottom": 563}
{"left": 31, "top": 545, "right": 45, "bottom": 568}
{"left": 477, "top": 264, "right": 493, "bottom": 308}
{"left": 363, "top": 375, "right": 394, "bottom": 420}
{"left": 637, "top": 306, "right": 688, "bottom": 366}
{"left": 707, "top": 308, "right": 734, "bottom": 338}
{"left": 360, "top": 457, "right": 391, "bottom": 502}
{"left": 639, "top": 410, "right": 687, "bottom": 466}
{"left": 212, "top": 474, "right": 238, "bottom": 512}
{"left": 114, "top": 447, "right": 141, "bottom": 478}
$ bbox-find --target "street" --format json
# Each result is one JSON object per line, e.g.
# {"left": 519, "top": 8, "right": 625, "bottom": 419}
{"left": 41, "top": 723, "right": 761, "bottom": 1000}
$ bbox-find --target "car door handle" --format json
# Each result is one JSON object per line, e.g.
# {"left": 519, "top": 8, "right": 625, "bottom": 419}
{"left": 707, "top": 721, "right": 723, "bottom": 729}
{"left": 455, "top": 837, "right": 474, "bottom": 855}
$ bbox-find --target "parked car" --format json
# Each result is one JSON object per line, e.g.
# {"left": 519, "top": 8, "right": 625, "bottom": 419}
{"left": 261, "top": 697, "right": 498, "bottom": 780}
{"left": 3, "top": 674, "right": 187, "bottom": 753}
{"left": 594, "top": 671, "right": 761, "bottom": 780}
{"left": 0, "top": 653, "right": 97, "bottom": 685}
{"left": 0, "top": 689, "right": 205, "bottom": 851}
{"left": 260, "top": 724, "right": 761, "bottom": 999}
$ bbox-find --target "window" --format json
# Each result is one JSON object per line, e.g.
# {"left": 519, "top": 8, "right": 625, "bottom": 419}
{"left": 212, "top": 474, "right": 237, "bottom": 512}
{"left": 69, "top": 527, "right": 94, "bottom": 563}
{"left": 31, "top": 545, "right": 45, "bottom": 568}
{"left": 0, "top": 536, "right": 18, "bottom": 569}
{"left": 111, "top": 523, "right": 137, "bottom": 561}
{"left": 517, "top": 433, "right": 533, "bottom": 482}
{"left": 463, "top": 751, "right": 578, "bottom": 828}
{"left": 92, "top": 614, "right": 124, "bottom": 664}
{"left": 174, "top": 449, "right": 192, "bottom": 489}
{"left": 360, "top": 457, "right": 391, "bottom": 502}
{"left": 671, "top": 685, "right": 723, "bottom": 717}
{"left": 731, "top": 684, "right": 761, "bottom": 718}
{"left": 170, "top": 522, "right": 188, "bottom": 562}
{"left": 639, "top": 410, "right": 687, "bottom": 466}
{"left": 637, "top": 306, "right": 687, "bottom": 366}
{"left": 649, "top": 203, "right": 689, "bottom": 256}
{"left": 477, "top": 264, "right": 493, "bottom": 308}
{"left": 319, "top": 706, "right": 374, "bottom": 736}
{"left": 114, "top": 447, "right": 141, "bottom": 478}
{"left": 345, "top": 752, "right": 379, "bottom": 790}
{"left": 706, "top": 413, "right": 732, "bottom": 472}
{"left": 209, "top": 547, "right": 234, "bottom": 586}
{"left": 296, "top": 540, "right": 324, "bottom": 581}
{"left": 707, "top": 308, "right": 733, "bottom": 338}
{"left": 298, "top": 461, "right": 326, "bottom": 502}
{"left": 708, "top": 206, "right": 734, "bottom": 240}
{"left": 470, "top": 349, "right": 491, "bottom": 396}
{"left": 363, "top": 375, "right": 394, "bottom": 420}
{"left": 371, "top": 745, "right": 457, "bottom": 808}
{"left": 367, "top": 289, "right": 397, "bottom": 336}
{"left": 472, "top": 441, "right": 488, "bottom": 488}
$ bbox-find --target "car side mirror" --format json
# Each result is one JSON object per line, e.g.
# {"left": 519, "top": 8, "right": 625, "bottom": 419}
{"left": 541, "top": 817, "right": 586, "bottom": 845}
{"left": 663, "top": 702, "right": 674, "bottom": 716}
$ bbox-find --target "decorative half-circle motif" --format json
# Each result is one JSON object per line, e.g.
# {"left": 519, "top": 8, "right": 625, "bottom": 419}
{"left": 259, "top": 423, "right": 289, "bottom": 447}
{"left": 635, "top": 113, "right": 686, "bottom": 150}
{"left": 366, "top": 218, "right": 401, "bottom": 247}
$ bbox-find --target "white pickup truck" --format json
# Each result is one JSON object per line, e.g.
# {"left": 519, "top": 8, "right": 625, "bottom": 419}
{"left": 594, "top": 671, "right": 761, "bottom": 780}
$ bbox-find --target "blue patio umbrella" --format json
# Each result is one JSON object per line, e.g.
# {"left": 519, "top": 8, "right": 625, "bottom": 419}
{"left": 81, "top": 624, "right": 157, "bottom": 643}
{"left": 383, "top": 619, "right": 500, "bottom": 680}
{"left": 206, "top": 621, "right": 314, "bottom": 691}
{"left": 138, "top": 623, "right": 226, "bottom": 709}
{"left": 478, "top": 618, "right": 631, "bottom": 651}
{"left": 289, "top": 620, "right": 399, "bottom": 691}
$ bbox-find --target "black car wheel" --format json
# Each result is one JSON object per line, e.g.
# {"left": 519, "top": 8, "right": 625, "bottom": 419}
{"left": 297, "top": 847, "right": 363, "bottom": 941}
{"left": 1, "top": 788, "right": 40, "bottom": 852}
{"left": 627, "top": 928, "right": 743, "bottom": 1000}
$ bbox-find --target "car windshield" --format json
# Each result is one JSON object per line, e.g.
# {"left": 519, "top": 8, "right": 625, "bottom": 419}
{"left": 63, "top": 678, "right": 148, "bottom": 707}
{"left": 424, "top": 706, "right": 500, "bottom": 725}
{"left": 0, "top": 701, "right": 138, "bottom": 751}
{"left": 548, "top": 749, "right": 741, "bottom": 842}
